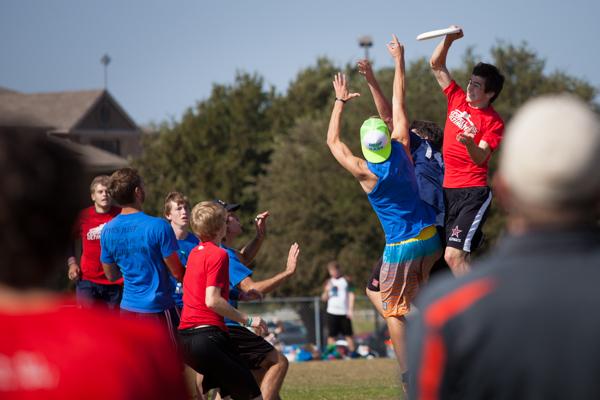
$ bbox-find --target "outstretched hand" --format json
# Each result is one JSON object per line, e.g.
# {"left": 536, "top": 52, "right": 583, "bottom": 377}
{"left": 386, "top": 34, "right": 404, "bottom": 60}
{"left": 357, "top": 59, "right": 374, "bottom": 81}
{"left": 254, "top": 211, "right": 269, "bottom": 238}
{"left": 285, "top": 242, "right": 300, "bottom": 275}
{"left": 333, "top": 72, "right": 360, "bottom": 102}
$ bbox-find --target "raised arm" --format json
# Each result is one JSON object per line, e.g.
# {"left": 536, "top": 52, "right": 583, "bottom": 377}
{"left": 429, "top": 26, "right": 463, "bottom": 90}
{"left": 237, "top": 211, "right": 269, "bottom": 266}
{"left": 357, "top": 60, "right": 393, "bottom": 131}
{"left": 387, "top": 35, "right": 412, "bottom": 160}
{"left": 327, "top": 73, "right": 377, "bottom": 191}
{"left": 238, "top": 242, "right": 299, "bottom": 295}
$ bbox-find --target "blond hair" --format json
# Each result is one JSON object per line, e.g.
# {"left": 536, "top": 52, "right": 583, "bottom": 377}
{"left": 89, "top": 175, "right": 110, "bottom": 194}
{"left": 190, "top": 201, "right": 227, "bottom": 241}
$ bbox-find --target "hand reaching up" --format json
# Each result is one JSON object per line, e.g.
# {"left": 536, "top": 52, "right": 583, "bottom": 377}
{"left": 333, "top": 72, "right": 360, "bottom": 102}
{"left": 386, "top": 34, "right": 404, "bottom": 61}
{"left": 357, "top": 59, "right": 375, "bottom": 82}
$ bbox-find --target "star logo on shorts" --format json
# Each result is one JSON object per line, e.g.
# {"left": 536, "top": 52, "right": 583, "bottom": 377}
{"left": 451, "top": 225, "right": 462, "bottom": 238}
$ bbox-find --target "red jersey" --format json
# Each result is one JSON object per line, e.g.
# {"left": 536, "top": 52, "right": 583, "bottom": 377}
{"left": 75, "top": 206, "right": 122, "bottom": 285}
{"left": 442, "top": 80, "right": 504, "bottom": 188}
{"left": 179, "top": 242, "right": 229, "bottom": 331}
{"left": 0, "top": 297, "right": 188, "bottom": 399}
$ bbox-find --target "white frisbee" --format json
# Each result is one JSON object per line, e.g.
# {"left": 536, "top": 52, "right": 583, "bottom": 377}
{"left": 416, "top": 27, "right": 461, "bottom": 41}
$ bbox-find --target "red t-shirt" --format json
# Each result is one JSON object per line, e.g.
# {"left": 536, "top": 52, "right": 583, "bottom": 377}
{"left": 179, "top": 241, "right": 229, "bottom": 331}
{"left": 0, "top": 297, "right": 188, "bottom": 399}
{"left": 442, "top": 80, "right": 504, "bottom": 188}
{"left": 75, "top": 206, "right": 122, "bottom": 285}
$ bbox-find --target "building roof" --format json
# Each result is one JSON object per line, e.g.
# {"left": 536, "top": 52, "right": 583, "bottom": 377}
{"left": 52, "top": 137, "right": 129, "bottom": 173}
{"left": 0, "top": 89, "right": 105, "bottom": 130}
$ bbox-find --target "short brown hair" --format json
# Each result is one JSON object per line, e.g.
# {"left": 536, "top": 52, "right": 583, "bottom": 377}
{"left": 90, "top": 175, "right": 110, "bottom": 194}
{"left": 164, "top": 191, "right": 190, "bottom": 217}
{"left": 190, "top": 201, "right": 227, "bottom": 241}
{"left": 108, "top": 168, "right": 142, "bottom": 206}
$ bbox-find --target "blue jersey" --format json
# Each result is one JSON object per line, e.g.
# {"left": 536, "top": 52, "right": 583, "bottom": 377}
{"left": 367, "top": 141, "right": 436, "bottom": 243}
{"left": 223, "top": 246, "right": 252, "bottom": 327}
{"left": 100, "top": 212, "right": 178, "bottom": 312}
{"left": 409, "top": 131, "right": 445, "bottom": 227}
{"left": 171, "top": 233, "right": 200, "bottom": 308}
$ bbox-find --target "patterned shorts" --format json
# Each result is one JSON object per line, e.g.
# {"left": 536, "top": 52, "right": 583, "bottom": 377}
{"left": 379, "top": 225, "right": 442, "bottom": 318}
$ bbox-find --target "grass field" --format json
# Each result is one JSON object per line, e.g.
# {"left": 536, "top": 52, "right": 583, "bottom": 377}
{"left": 282, "top": 358, "right": 404, "bottom": 400}
{"left": 187, "top": 358, "right": 404, "bottom": 399}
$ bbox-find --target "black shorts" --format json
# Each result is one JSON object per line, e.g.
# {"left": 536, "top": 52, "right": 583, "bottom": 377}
{"left": 367, "top": 257, "right": 383, "bottom": 292}
{"left": 228, "top": 325, "right": 275, "bottom": 370}
{"left": 326, "top": 313, "right": 353, "bottom": 337}
{"left": 444, "top": 186, "right": 492, "bottom": 253}
{"left": 178, "top": 326, "right": 261, "bottom": 399}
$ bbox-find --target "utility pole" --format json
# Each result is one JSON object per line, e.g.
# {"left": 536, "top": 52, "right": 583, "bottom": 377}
{"left": 100, "top": 54, "right": 111, "bottom": 89}
{"left": 358, "top": 36, "right": 373, "bottom": 60}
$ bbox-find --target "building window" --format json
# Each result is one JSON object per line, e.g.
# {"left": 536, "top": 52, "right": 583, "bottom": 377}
{"left": 91, "top": 139, "right": 121, "bottom": 155}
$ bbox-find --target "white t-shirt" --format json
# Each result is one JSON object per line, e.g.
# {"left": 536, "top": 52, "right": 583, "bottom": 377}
{"left": 326, "top": 276, "right": 352, "bottom": 316}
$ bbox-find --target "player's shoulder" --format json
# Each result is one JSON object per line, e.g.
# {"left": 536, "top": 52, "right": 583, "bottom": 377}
{"left": 202, "top": 242, "right": 228, "bottom": 258}
{"left": 484, "top": 105, "right": 505, "bottom": 125}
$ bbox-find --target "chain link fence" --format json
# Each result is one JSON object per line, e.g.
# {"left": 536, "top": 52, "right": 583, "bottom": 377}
{"left": 238, "top": 295, "right": 391, "bottom": 359}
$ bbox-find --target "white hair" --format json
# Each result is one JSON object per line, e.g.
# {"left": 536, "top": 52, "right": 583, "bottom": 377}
{"left": 500, "top": 94, "right": 600, "bottom": 210}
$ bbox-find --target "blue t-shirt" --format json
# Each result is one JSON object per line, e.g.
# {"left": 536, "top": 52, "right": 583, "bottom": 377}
{"left": 223, "top": 245, "right": 252, "bottom": 327}
{"left": 100, "top": 212, "right": 179, "bottom": 312}
{"left": 409, "top": 131, "right": 445, "bottom": 227}
{"left": 171, "top": 233, "right": 200, "bottom": 308}
{"left": 367, "top": 141, "right": 436, "bottom": 244}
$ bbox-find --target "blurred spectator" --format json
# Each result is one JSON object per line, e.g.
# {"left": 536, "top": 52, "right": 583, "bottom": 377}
{"left": 0, "top": 133, "right": 187, "bottom": 399}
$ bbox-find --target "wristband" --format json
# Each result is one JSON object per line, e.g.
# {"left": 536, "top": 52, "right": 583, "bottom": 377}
{"left": 335, "top": 98, "right": 347, "bottom": 103}
{"left": 245, "top": 316, "right": 253, "bottom": 327}
{"left": 67, "top": 257, "right": 77, "bottom": 266}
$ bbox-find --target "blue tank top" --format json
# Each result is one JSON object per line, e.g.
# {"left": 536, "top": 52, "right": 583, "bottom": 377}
{"left": 367, "top": 141, "right": 436, "bottom": 243}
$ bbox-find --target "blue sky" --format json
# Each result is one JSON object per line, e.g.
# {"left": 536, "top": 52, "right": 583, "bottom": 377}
{"left": 2, "top": 0, "right": 598, "bottom": 126}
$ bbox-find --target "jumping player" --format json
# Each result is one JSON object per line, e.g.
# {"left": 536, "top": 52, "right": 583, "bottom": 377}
{"left": 430, "top": 26, "right": 505, "bottom": 275}
{"left": 325, "top": 35, "right": 441, "bottom": 391}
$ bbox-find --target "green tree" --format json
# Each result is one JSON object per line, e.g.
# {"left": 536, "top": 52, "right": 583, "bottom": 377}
{"left": 134, "top": 72, "right": 274, "bottom": 223}
{"left": 134, "top": 43, "right": 598, "bottom": 297}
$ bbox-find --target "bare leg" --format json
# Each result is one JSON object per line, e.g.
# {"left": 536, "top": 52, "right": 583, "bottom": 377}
{"left": 345, "top": 335, "right": 356, "bottom": 352}
{"left": 386, "top": 315, "right": 408, "bottom": 393}
{"left": 252, "top": 349, "right": 288, "bottom": 400}
{"left": 365, "top": 287, "right": 384, "bottom": 318}
{"left": 444, "top": 247, "right": 471, "bottom": 276}
{"left": 194, "top": 373, "right": 206, "bottom": 400}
